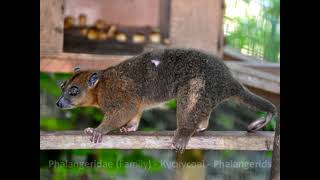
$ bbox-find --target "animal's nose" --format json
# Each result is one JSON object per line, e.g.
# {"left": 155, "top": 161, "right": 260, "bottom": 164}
{"left": 56, "top": 96, "right": 63, "bottom": 108}
{"left": 56, "top": 100, "right": 61, "bottom": 108}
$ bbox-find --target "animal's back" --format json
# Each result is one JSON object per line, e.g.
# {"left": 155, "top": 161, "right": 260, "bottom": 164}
{"left": 113, "top": 48, "right": 238, "bottom": 102}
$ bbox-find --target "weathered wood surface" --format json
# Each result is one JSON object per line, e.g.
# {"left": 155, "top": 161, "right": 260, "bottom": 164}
{"left": 40, "top": 131, "right": 274, "bottom": 150}
{"left": 224, "top": 46, "right": 274, "bottom": 63}
{"left": 40, "top": 53, "right": 131, "bottom": 73}
{"left": 169, "top": 0, "right": 224, "bottom": 56}
{"left": 40, "top": 0, "right": 64, "bottom": 55}
{"left": 271, "top": 107, "right": 280, "bottom": 180}
{"left": 226, "top": 60, "right": 280, "bottom": 76}
{"left": 64, "top": 0, "right": 160, "bottom": 27}
{"left": 159, "top": 0, "right": 171, "bottom": 38}
{"left": 247, "top": 86, "right": 280, "bottom": 107}
{"left": 226, "top": 62, "right": 280, "bottom": 94}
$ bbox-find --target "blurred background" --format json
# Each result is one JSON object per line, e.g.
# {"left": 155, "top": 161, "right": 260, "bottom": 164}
{"left": 40, "top": 0, "right": 279, "bottom": 179}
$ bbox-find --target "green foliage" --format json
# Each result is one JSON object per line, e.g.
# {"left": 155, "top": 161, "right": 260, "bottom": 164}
{"left": 265, "top": 151, "right": 273, "bottom": 157}
{"left": 140, "top": 127, "right": 157, "bottom": 131}
{"left": 68, "top": 107, "right": 104, "bottom": 122}
{"left": 98, "top": 149, "right": 126, "bottom": 175}
{"left": 45, "top": 149, "right": 164, "bottom": 179}
{"left": 40, "top": 72, "right": 72, "bottom": 97}
{"left": 40, "top": 117, "right": 72, "bottom": 130}
{"left": 52, "top": 166, "right": 68, "bottom": 180}
{"left": 122, "top": 150, "right": 163, "bottom": 172}
{"left": 225, "top": 0, "right": 280, "bottom": 62}
{"left": 71, "top": 149, "right": 94, "bottom": 156}
{"left": 222, "top": 150, "right": 236, "bottom": 159}
{"left": 256, "top": 111, "right": 276, "bottom": 131}
{"left": 165, "top": 99, "right": 177, "bottom": 109}
{"left": 216, "top": 114, "right": 235, "bottom": 129}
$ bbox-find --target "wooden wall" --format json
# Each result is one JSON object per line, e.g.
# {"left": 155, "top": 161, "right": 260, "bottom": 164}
{"left": 170, "top": 0, "right": 225, "bottom": 56}
{"left": 64, "top": 0, "right": 160, "bottom": 27}
{"left": 40, "top": 0, "right": 64, "bottom": 55}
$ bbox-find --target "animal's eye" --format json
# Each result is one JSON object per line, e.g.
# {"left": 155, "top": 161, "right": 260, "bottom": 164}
{"left": 68, "top": 86, "right": 79, "bottom": 96}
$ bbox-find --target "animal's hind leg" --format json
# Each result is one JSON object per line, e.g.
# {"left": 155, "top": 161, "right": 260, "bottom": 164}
{"left": 172, "top": 84, "right": 213, "bottom": 153}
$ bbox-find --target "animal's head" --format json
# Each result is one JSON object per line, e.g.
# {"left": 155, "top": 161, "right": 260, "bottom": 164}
{"left": 56, "top": 67, "right": 100, "bottom": 109}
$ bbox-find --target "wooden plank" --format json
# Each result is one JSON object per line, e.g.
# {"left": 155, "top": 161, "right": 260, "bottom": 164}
{"left": 40, "top": 131, "right": 274, "bottom": 150}
{"left": 226, "top": 62, "right": 280, "bottom": 94}
{"left": 224, "top": 46, "right": 268, "bottom": 63}
{"left": 169, "top": 0, "right": 224, "bottom": 56}
{"left": 225, "top": 60, "right": 280, "bottom": 76}
{"left": 40, "top": 53, "right": 130, "bottom": 73}
{"left": 247, "top": 86, "right": 280, "bottom": 107}
{"left": 40, "top": 0, "right": 64, "bottom": 55}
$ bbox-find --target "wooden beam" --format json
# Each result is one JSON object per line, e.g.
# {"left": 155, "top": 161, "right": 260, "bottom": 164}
{"left": 159, "top": 0, "right": 171, "bottom": 38}
{"left": 169, "top": 0, "right": 224, "bottom": 56}
{"left": 40, "top": 131, "right": 274, "bottom": 150}
{"left": 224, "top": 46, "right": 270, "bottom": 63}
{"left": 226, "top": 62, "right": 280, "bottom": 94}
{"left": 40, "top": 53, "right": 130, "bottom": 73}
{"left": 40, "top": 0, "right": 64, "bottom": 55}
{"left": 225, "top": 60, "right": 280, "bottom": 76}
{"left": 247, "top": 86, "right": 280, "bottom": 107}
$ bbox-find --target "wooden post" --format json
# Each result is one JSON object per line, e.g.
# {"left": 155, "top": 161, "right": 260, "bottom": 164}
{"left": 159, "top": 0, "right": 171, "bottom": 38}
{"left": 271, "top": 106, "right": 280, "bottom": 180}
{"left": 169, "top": 0, "right": 225, "bottom": 56}
{"left": 40, "top": 0, "right": 64, "bottom": 55}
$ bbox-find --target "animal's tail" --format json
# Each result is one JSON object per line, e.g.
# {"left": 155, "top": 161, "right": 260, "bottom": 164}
{"left": 236, "top": 86, "right": 278, "bottom": 132}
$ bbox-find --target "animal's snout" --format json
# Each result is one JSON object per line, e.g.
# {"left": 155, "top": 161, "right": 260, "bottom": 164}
{"left": 56, "top": 96, "right": 71, "bottom": 109}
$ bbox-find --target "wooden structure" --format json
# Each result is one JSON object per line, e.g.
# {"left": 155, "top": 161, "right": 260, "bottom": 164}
{"left": 40, "top": 131, "right": 274, "bottom": 150}
{"left": 40, "top": 0, "right": 280, "bottom": 179}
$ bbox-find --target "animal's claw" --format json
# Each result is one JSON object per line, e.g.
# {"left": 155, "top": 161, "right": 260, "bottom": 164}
{"left": 84, "top": 127, "right": 103, "bottom": 143}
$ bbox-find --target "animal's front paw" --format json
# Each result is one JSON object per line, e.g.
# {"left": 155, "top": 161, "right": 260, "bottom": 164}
{"left": 119, "top": 123, "right": 139, "bottom": 133}
{"left": 84, "top": 127, "right": 94, "bottom": 135}
{"left": 84, "top": 127, "right": 103, "bottom": 143}
{"left": 172, "top": 129, "right": 193, "bottom": 154}
{"left": 172, "top": 136, "right": 188, "bottom": 154}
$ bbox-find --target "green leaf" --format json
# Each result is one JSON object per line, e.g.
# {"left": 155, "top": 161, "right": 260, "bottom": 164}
{"left": 40, "top": 72, "right": 72, "bottom": 97}
{"left": 265, "top": 151, "right": 273, "bottom": 157}
{"left": 123, "top": 150, "right": 163, "bottom": 172}
{"left": 140, "top": 127, "right": 157, "bottom": 131}
{"left": 52, "top": 166, "right": 68, "bottom": 180}
{"left": 216, "top": 114, "right": 234, "bottom": 129}
{"left": 40, "top": 117, "right": 72, "bottom": 130}
{"left": 165, "top": 99, "right": 177, "bottom": 109}
{"left": 71, "top": 149, "right": 94, "bottom": 156}
{"left": 222, "top": 150, "right": 235, "bottom": 159}
{"left": 97, "top": 149, "right": 126, "bottom": 175}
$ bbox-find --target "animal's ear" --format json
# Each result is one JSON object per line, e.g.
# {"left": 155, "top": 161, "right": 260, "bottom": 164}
{"left": 74, "top": 67, "right": 81, "bottom": 74}
{"left": 87, "top": 72, "right": 99, "bottom": 88}
{"left": 60, "top": 80, "right": 67, "bottom": 89}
